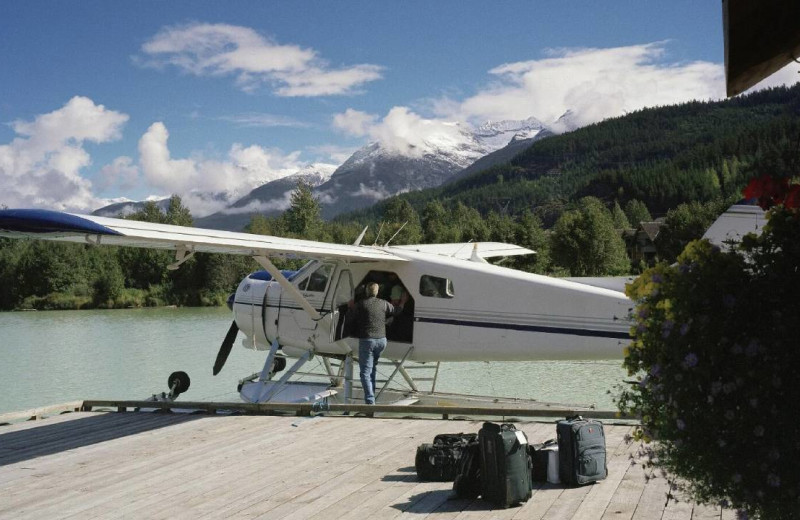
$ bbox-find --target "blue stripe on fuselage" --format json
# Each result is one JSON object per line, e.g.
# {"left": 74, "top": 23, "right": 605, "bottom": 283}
{"left": 416, "top": 317, "right": 630, "bottom": 340}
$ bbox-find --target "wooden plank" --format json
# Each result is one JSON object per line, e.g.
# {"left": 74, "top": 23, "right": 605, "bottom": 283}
{"left": 662, "top": 496, "right": 694, "bottom": 520}
{"left": 631, "top": 475, "right": 670, "bottom": 520}
{"left": 186, "top": 418, "right": 423, "bottom": 520}
{"left": 0, "top": 401, "right": 84, "bottom": 424}
{"left": 76, "top": 415, "right": 344, "bottom": 519}
{"left": 599, "top": 456, "right": 648, "bottom": 519}
{"left": 557, "top": 425, "right": 633, "bottom": 520}
{"left": 691, "top": 503, "right": 723, "bottom": 519}
{"left": 0, "top": 412, "right": 721, "bottom": 520}
{"left": 1, "top": 414, "right": 298, "bottom": 517}
{"left": 231, "top": 419, "right": 435, "bottom": 520}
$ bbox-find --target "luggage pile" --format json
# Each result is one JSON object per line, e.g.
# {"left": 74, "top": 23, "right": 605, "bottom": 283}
{"left": 414, "top": 416, "right": 608, "bottom": 508}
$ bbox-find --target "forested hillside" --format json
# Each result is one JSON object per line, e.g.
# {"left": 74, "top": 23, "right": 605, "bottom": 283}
{"left": 347, "top": 84, "right": 800, "bottom": 225}
{"left": 1, "top": 85, "right": 797, "bottom": 311}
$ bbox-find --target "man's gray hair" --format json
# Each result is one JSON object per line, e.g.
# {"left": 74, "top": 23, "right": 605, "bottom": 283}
{"left": 366, "top": 282, "right": 379, "bottom": 297}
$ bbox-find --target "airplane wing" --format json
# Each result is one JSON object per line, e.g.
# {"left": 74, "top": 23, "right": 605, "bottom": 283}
{"left": 0, "top": 209, "right": 404, "bottom": 262}
{"left": 390, "top": 242, "right": 534, "bottom": 259}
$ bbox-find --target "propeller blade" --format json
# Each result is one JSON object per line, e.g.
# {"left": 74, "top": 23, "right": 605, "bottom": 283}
{"left": 213, "top": 321, "right": 238, "bottom": 376}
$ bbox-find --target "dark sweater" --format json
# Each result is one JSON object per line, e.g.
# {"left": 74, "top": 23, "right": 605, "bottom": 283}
{"left": 350, "top": 296, "right": 397, "bottom": 339}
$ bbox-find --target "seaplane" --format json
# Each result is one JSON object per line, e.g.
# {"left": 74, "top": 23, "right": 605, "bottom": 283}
{"left": 0, "top": 204, "right": 765, "bottom": 406}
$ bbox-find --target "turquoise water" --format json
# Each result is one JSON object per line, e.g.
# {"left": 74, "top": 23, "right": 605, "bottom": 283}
{"left": 0, "top": 307, "right": 628, "bottom": 414}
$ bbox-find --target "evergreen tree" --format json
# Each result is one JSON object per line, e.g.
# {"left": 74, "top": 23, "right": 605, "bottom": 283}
{"left": 165, "top": 195, "right": 193, "bottom": 226}
{"left": 550, "top": 197, "right": 630, "bottom": 276}
{"left": 382, "top": 198, "right": 422, "bottom": 245}
{"left": 422, "top": 200, "right": 458, "bottom": 243}
{"left": 624, "top": 199, "right": 653, "bottom": 226}
{"left": 282, "top": 180, "right": 322, "bottom": 237}
{"left": 611, "top": 200, "right": 632, "bottom": 229}
{"left": 512, "top": 210, "right": 550, "bottom": 273}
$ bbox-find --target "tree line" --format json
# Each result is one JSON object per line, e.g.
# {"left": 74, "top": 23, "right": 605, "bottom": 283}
{"left": 2, "top": 83, "right": 797, "bottom": 310}
{"left": 0, "top": 184, "right": 730, "bottom": 311}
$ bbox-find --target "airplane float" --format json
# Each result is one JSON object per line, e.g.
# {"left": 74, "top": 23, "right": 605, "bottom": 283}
{"left": 0, "top": 204, "right": 765, "bottom": 406}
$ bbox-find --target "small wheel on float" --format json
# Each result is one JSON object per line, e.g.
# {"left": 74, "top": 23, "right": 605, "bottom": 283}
{"left": 167, "top": 371, "right": 191, "bottom": 396}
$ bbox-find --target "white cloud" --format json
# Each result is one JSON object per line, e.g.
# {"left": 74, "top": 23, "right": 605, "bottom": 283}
{"left": 332, "top": 108, "right": 377, "bottom": 136}
{"left": 0, "top": 96, "right": 128, "bottom": 211}
{"left": 136, "top": 122, "right": 338, "bottom": 216}
{"left": 221, "top": 192, "right": 294, "bottom": 214}
{"left": 306, "top": 144, "right": 360, "bottom": 164}
{"left": 353, "top": 182, "right": 391, "bottom": 201}
{"left": 97, "top": 156, "right": 139, "bottom": 191}
{"left": 217, "top": 113, "right": 310, "bottom": 128}
{"left": 140, "top": 23, "right": 383, "bottom": 96}
{"left": 747, "top": 63, "right": 800, "bottom": 93}
{"left": 434, "top": 42, "right": 726, "bottom": 130}
{"left": 333, "top": 106, "right": 476, "bottom": 157}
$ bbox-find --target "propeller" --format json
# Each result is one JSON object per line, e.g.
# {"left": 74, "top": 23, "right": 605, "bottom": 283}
{"left": 213, "top": 320, "right": 239, "bottom": 376}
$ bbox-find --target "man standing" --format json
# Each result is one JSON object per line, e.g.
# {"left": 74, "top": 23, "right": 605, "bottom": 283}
{"left": 349, "top": 282, "right": 403, "bottom": 404}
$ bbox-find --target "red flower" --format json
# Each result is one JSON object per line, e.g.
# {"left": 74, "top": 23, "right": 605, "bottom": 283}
{"left": 742, "top": 175, "right": 797, "bottom": 210}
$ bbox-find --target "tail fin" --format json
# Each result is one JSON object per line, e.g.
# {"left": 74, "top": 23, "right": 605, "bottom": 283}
{"left": 702, "top": 203, "right": 767, "bottom": 249}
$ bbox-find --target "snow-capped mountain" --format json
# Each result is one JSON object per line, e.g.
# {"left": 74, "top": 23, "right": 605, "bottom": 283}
{"left": 472, "top": 117, "right": 548, "bottom": 150}
{"left": 310, "top": 117, "right": 549, "bottom": 218}
{"left": 92, "top": 197, "right": 171, "bottom": 217}
{"left": 93, "top": 117, "right": 551, "bottom": 230}
{"left": 193, "top": 164, "right": 335, "bottom": 230}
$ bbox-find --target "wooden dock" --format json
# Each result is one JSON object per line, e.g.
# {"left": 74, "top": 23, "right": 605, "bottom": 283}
{"left": 0, "top": 409, "right": 736, "bottom": 519}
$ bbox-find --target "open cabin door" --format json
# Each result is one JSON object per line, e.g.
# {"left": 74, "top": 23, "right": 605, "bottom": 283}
{"left": 331, "top": 268, "right": 354, "bottom": 342}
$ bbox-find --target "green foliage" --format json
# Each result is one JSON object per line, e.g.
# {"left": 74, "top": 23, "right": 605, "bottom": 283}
{"left": 624, "top": 199, "right": 653, "bottom": 226}
{"left": 282, "top": 180, "right": 323, "bottom": 237}
{"left": 344, "top": 84, "right": 800, "bottom": 223}
{"left": 511, "top": 210, "right": 550, "bottom": 273}
{"left": 619, "top": 208, "right": 800, "bottom": 518}
{"left": 381, "top": 198, "right": 422, "bottom": 245}
{"left": 550, "top": 197, "right": 630, "bottom": 276}
{"left": 611, "top": 200, "right": 631, "bottom": 229}
{"left": 655, "top": 200, "right": 728, "bottom": 263}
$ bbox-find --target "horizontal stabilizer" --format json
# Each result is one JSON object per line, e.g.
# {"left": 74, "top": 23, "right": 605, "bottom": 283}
{"left": 702, "top": 203, "right": 766, "bottom": 249}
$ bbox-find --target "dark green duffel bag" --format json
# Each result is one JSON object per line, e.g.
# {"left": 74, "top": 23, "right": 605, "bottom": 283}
{"left": 478, "top": 422, "right": 532, "bottom": 508}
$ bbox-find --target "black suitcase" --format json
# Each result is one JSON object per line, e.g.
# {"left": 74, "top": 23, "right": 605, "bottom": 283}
{"left": 528, "top": 438, "right": 558, "bottom": 482}
{"left": 453, "top": 439, "right": 481, "bottom": 499}
{"left": 478, "top": 422, "right": 532, "bottom": 508}
{"left": 556, "top": 416, "right": 607, "bottom": 486}
{"left": 415, "top": 433, "right": 477, "bottom": 481}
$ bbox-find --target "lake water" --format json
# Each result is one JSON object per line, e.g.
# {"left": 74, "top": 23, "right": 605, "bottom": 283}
{"left": 0, "top": 307, "right": 629, "bottom": 414}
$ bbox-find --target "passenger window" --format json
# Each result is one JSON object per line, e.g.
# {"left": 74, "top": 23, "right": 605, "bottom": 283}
{"left": 301, "top": 264, "right": 333, "bottom": 292}
{"left": 419, "top": 275, "right": 454, "bottom": 298}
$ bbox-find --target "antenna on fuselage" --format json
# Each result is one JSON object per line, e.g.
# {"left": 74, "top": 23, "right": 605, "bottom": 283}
{"left": 353, "top": 226, "right": 369, "bottom": 246}
{"left": 372, "top": 222, "right": 385, "bottom": 246}
{"left": 384, "top": 221, "right": 407, "bottom": 246}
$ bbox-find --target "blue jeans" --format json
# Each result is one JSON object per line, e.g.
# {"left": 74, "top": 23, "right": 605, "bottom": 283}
{"left": 358, "top": 337, "right": 387, "bottom": 404}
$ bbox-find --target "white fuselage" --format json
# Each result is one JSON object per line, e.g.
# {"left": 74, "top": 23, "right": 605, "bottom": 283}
{"left": 232, "top": 247, "right": 632, "bottom": 362}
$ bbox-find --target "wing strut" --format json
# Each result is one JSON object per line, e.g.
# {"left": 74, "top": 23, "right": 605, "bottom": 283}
{"left": 252, "top": 255, "right": 322, "bottom": 320}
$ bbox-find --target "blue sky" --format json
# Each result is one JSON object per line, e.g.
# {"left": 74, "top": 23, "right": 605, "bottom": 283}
{"left": 1, "top": 1, "right": 797, "bottom": 215}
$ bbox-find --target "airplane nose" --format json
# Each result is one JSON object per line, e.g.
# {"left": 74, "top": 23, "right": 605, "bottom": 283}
{"left": 226, "top": 293, "right": 235, "bottom": 311}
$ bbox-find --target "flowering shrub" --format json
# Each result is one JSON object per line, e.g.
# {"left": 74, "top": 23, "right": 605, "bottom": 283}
{"left": 618, "top": 196, "right": 800, "bottom": 518}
